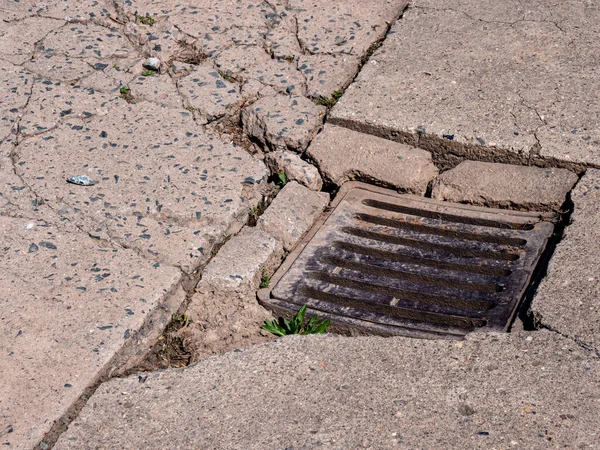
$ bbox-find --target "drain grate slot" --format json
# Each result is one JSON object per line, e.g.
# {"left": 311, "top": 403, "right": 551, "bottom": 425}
{"left": 342, "top": 227, "right": 522, "bottom": 260}
{"left": 259, "top": 182, "right": 555, "bottom": 338}
{"left": 362, "top": 199, "right": 536, "bottom": 230}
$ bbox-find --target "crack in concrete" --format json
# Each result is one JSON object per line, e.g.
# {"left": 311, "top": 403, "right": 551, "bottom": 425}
{"left": 537, "top": 323, "right": 600, "bottom": 358}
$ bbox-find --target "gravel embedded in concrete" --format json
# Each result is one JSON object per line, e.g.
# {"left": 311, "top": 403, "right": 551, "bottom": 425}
{"left": 14, "top": 102, "right": 267, "bottom": 272}
{"left": 241, "top": 59, "right": 307, "bottom": 96}
{"left": 177, "top": 63, "right": 241, "bottom": 122}
{"left": 0, "top": 60, "right": 33, "bottom": 142}
{"left": 531, "top": 169, "right": 600, "bottom": 352}
{"left": 330, "top": 0, "right": 600, "bottom": 168}
{"left": 432, "top": 161, "right": 578, "bottom": 211}
{"left": 242, "top": 95, "right": 326, "bottom": 152}
{"left": 258, "top": 181, "right": 329, "bottom": 251}
{"left": 264, "top": 150, "right": 323, "bottom": 191}
{"left": 54, "top": 331, "right": 600, "bottom": 449}
{"left": 0, "top": 212, "right": 184, "bottom": 450}
{"left": 307, "top": 124, "right": 438, "bottom": 193}
{"left": 298, "top": 54, "right": 362, "bottom": 100}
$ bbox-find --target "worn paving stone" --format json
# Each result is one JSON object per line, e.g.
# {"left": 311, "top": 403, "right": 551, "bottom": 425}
{"left": 242, "top": 95, "right": 326, "bottom": 152}
{"left": 177, "top": 63, "right": 241, "bottom": 122}
{"left": 214, "top": 45, "right": 271, "bottom": 76}
{"left": 129, "top": 73, "right": 182, "bottom": 109}
{"left": 264, "top": 150, "right": 323, "bottom": 191}
{"left": 258, "top": 181, "right": 329, "bottom": 251}
{"left": 183, "top": 227, "right": 283, "bottom": 360}
{"left": 55, "top": 331, "right": 600, "bottom": 449}
{"left": 298, "top": 54, "right": 361, "bottom": 100}
{"left": 307, "top": 124, "right": 438, "bottom": 194}
{"left": 330, "top": 0, "right": 600, "bottom": 168}
{"left": 241, "top": 59, "right": 306, "bottom": 96}
{"left": 0, "top": 211, "right": 184, "bottom": 449}
{"left": 532, "top": 169, "right": 600, "bottom": 352}
{"left": 198, "top": 227, "right": 282, "bottom": 292}
{"left": 13, "top": 102, "right": 267, "bottom": 272}
{"left": 272, "top": 0, "right": 408, "bottom": 57}
{"left": 432, "top": 161, "right": 578, "bottom": 212}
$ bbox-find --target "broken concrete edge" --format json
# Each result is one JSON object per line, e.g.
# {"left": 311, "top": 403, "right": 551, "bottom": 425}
{"left": 528, "top": 170, "right": 600, "bottom": 356}
{"left": 305, "top": 123, "right": 438, "bottom": 194}
{"left": 430, "top": 160, "right": 580, "bottom": 213}
{"left": 38, "top": 284, "right": 187, "bottom": 450}
{"left": 33, "top": 188, "right": 270, "bottom": 448}
{"left": 327, "top": 116, "right": 589, "bottom": 174}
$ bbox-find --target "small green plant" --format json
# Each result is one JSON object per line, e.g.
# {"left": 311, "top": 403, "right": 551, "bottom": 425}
{"left": 184, "top": 105, "right": 196, "bottom": 113}
{"left": 284, "top": 55, "right": 295, "bottom": 62}
{"left": 261, "top": 305, "right": 331, "bottom": 336}
{"left": 332, "top": 90, "right": 344, "bottom": 101}
{"left": 365, "top": 40, "right": 383, "bottom": 59}
{"left": 171, "top": 313, "right": 188, "bottom": 325}
{"left": 142, "top": 69, "right": 157, "bottom": 76}
{"left": 112, "top": 64, "right": 120, "bottom": 71}
{"left": 259, "top": 268, "right": 270, "bottom": 289}
{"left": 219, "top": 71, "right": 235, "bottom": 83}
{"left": 316, "top": 90, "right": 344, "bottom": 108}
{"left": 139, "top": 15, "right": 156, "bottom": 25}
{"left": 277, "top": 168, "right": 288, "bottom": 187}
{"left": 119, "top": 85, "right": 133, "bottom": 101}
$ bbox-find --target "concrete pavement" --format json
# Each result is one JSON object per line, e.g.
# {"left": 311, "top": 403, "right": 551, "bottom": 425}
{"left": 1, "top": 0, "right": 599, "bottom": 448}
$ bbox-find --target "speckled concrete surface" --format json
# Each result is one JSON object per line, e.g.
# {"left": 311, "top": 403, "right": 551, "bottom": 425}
{"left": 2, "top": 0, "right": 597, "bottom": 448}
{"left": 532, "top": 169, "right": 600, "bottom": 353}
{"left": 54, "top": 331, "right": 600, "bottom": 449}
{"left": 0, "top": 1, "right": 408, "bottom": 448}
{"left": 331, "top": 0, "right": 600, "bottom": 168}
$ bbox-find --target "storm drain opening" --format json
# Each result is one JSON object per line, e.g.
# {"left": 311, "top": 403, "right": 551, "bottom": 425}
{"left": 258, "top": 182, "right": 556, "bottom": 339}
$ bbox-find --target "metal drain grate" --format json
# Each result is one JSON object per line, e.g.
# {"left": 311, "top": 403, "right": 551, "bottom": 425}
{"left": 258, "top": 182, "right": 556, "bottom": 339}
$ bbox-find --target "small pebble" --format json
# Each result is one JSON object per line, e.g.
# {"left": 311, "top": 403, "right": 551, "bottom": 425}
{"left": 67, "top": 175, "right": 98, "bottom": 186}
{"left": 143, "top": 57, "right": 161, "bottom": 71}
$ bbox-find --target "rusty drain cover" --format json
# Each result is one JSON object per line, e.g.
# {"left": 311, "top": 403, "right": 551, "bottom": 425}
{"left": 258, "top": 182, "right": 556, "bottom": 339}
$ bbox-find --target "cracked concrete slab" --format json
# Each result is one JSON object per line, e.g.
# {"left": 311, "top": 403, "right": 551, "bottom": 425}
{"left": 431, "top": 161, "right": 578, "bottom": 212}
{"left": 177, "top": 63, "right": 241, "bottom": 122}
{"left": 330, "top": 0, "right": 600, "bottom": 168}
{"left": 532, "top": 169, "right": 600, "bottom": 353}
{"left": 241, "top": 59, "right": 307, "bottom": 96}
{"left": 55, "top": 331, "right": 600, "bottom": 449}
{"left": 129, "top": 73, "right": 182, "bottom": 109}
{"left": 13, "top": 102, "right": 267, "bottom": 272}
{"left": 0, "top": 17, "right": 62, "bottom": 64}
{"left": 41, "top": 23, "right": 135, "bottom": 62}
{"left": 298, "top": 53, "right": 361, "bottom": 100}
{"left": 24, "top": 55, "right": 95, "bottom": 83}
{"left": 272, "top": 0, "right": 408, "bottom": 57}
{"left": 242, "top": 94, "right": 326, "bottom": 152}
{"left": 18, "top": 79, "right": 123, "bottom": 137}
{"left": 0, "top": 211, "right": 184, "bottom": 449}
{"left": 306, "top": 124, "right": 438, "bottom": 193}
{"left": 0, "top": 60, "right": 34, "bottom": 143}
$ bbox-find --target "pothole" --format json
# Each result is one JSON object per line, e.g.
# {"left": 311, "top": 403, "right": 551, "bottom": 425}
{"left": 258, "top": 181, "right": 558, "bottom": 339}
